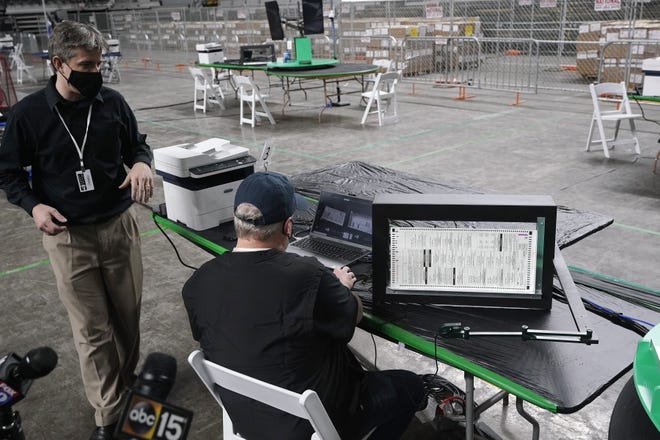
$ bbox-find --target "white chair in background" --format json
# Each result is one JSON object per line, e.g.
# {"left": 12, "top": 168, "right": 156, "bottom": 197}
{"left": 188, "top": 66, "right": 225, "bottom": 113}
{"left": 586, "top": 81, "right": 642, "bottom": 158}
{"left": 101, "top": 55, "right": 121, "bottom": 83}
{"left": 364, "top": 59, "right": 393, "bottom": 88}
{"left": 361, "top": 59, "right": 394, "bottom": 105}
{"left": 233, "top": 75, "right": 275, "bottom": 127}
{"left": 10, "top": 43, "right": 36, "bottom": 85}
{"left": 187, "top": 350, "right": 340, "bottom": 440}
{"left": 361, "top": 71, "right": 401, "bottom": 126}
{"left": 214, "top": 68, "right": 235, "bottom": 94}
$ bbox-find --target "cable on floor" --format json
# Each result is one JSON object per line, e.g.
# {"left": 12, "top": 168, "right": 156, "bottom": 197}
{"left": 134, "top": 101, "right": 194, "bottom": 111}
{"left": 153, "top": 216, "right": 199, "bottom": 271}
{"left": 632, "top": 95, "right": 660, "bottom": 129}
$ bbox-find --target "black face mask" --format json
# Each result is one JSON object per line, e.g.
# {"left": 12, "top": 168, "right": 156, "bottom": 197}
{"left": 65, "top": 68, "right": 103, "bottom": 98}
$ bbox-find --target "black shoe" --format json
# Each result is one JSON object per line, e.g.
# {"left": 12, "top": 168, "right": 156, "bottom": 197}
{"left": 89, "top": 423, "right": 117, "bottom": 440}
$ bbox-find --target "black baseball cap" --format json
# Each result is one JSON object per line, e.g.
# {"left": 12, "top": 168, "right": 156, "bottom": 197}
{"left": 234, "top": 172, "right": 298, "bottom": 225}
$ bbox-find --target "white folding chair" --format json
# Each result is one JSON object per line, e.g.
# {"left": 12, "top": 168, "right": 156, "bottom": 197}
{"left": 214, "top": 68, "right": 235, "bottom": 94}
{"left": 233, "top": 75, "right": 275, "bottom": 127}
{"left": 188, "top": 66, "right": 225, "bottom": 113}
{"left": 361, "top": 71, "right": 401, "bottom": 126}
{"left": 364, "top": 59, "right": 393, "bottom": 89}
{"left": 10, "top": 43, "right": 36, "bottom": 85}
{"left": 586, "top": 81, "right": 642, "bottom": 158}
{"left": 361, "top": 59, "right": 393, "bottom": 105}
{"left": 187, "top": 350, "right": 340, "bottom": 440}
{"left": 101, "top": 55, "right": 121, "bottom": 83}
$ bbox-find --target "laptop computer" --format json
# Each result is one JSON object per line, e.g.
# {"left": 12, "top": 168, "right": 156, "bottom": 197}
{"left": 288, "top": 192, "right": 372, "bottom": 268}
{"left": 240, "top": 44, "right": 276, "bottom": 65}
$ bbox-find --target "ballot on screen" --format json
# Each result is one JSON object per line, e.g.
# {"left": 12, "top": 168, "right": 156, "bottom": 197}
{"left": 372, "top": 193, "right": 557, "bottom": 310}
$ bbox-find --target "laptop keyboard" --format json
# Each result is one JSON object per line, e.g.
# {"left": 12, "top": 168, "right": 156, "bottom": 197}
{"left": 292, "top": 238, "right": 366, "bottom": 262}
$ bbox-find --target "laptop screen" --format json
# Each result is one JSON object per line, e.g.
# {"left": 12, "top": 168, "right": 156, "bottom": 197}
{"left": 311, "top": 192, "right": 372, "bottom": 248}
{"left": 240, "top": 44, "right": 276, "bottom": 63}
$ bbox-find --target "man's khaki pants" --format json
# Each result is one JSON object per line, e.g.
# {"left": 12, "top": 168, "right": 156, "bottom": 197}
{"left": 43, "top": 204, "right": 142, "bottom": 426}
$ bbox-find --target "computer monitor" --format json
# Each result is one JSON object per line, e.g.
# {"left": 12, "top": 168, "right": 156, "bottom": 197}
{"left": 302, "top": 0, "right": 324, "bottom": 35}
{"left": 372, "top": 194, "right": 557, "bottom": 310}
{"left": 265, "top": 1, "right": 285, "bottom": 41}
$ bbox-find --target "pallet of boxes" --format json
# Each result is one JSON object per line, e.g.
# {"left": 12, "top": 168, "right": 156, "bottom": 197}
{"left": 389, "top": 23, "right": 434, "bottom": 77}
{"left": 388, "top": 18, "right": 481, "bottom": 77}
{"left": 430, "top": 18, "right": 482, "bottom": 72}
{"left": 576, "top": 20, "right": 660, "bottom": 91}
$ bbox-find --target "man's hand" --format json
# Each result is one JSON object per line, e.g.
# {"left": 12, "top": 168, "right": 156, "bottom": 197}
{"left": 333, "top": 266, "right": 356, "bottom": 290}
{"left": 32, "top": 203, "right": 67, "bottom": 236}
{"left": 119, "top": 162, "right": 153, "bottom": 203}
{"left": 333, "top": 266, "right": 362, "bottom": 323}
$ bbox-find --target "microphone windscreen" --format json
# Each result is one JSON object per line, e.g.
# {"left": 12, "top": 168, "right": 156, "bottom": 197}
{"left": 134, "top": 352, "right": 177, "bottom": 400}
{"left": 16, "top": 347, "right": 58, "bottom": 380}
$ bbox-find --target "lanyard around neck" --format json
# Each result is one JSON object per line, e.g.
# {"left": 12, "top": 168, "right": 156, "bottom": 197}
{"left": 54, "top": 104, "right": 93, "bottom": 171}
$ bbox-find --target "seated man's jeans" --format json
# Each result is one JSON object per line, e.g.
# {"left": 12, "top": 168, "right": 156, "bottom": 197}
{"left": 354, "top": 370, "right": 426, "bottom": 440}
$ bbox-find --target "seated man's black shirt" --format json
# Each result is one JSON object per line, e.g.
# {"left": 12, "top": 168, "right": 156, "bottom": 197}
{"left": 182, "top": 249, "right": 364, "bottom": 439}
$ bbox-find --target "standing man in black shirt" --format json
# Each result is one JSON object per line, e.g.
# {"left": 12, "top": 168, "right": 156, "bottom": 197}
{"left": 182, "top": 172, "right": 425, "bottom": 439}
{"left": 0, "top": 21, "right": 153, "bottom": 440}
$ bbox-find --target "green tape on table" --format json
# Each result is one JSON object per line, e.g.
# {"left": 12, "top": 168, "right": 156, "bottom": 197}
{"left": 153, "top": 214, "right": 229, "bottom": 255}
{"left": 267, "top": 59, "right": 338, "bottom": 69}
{"left": 629, "top": 94, "right": 660, "bottom": 103}
{"left": 197, "top": 61, "right": 267, "bottom": 71}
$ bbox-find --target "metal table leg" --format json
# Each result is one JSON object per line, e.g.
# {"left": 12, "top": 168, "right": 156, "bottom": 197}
{"left": 516, "top": 397, "right": 540, "bottom": 440}
{"left": 465, "top": 371, "right": 475, "bottom": 440}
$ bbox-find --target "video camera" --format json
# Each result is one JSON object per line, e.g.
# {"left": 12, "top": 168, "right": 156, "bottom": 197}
{"left": 0, "top": 347, "right": 58, "bottom": 440}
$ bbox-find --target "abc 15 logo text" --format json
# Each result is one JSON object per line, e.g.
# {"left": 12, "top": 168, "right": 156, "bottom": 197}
{"left": 117, "top": 392, "right": 192, "bottom": 440}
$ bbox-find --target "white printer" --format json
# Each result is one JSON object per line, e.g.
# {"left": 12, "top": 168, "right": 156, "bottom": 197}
{"left": 642, "top": 57, "right": 660, "bottom": 97}
{"left": 196, "top": 42, "right": 224, "bottom": 64}
{"left": 154, "top": 138, "right": 256, "bottom": 230}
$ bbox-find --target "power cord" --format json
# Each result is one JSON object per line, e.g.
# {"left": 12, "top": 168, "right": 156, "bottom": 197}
{"left": 153, "top": 216, "right": 199, "bottom": 271}
{"left": 552, "top": 288, "right": 649, "bottom": 337}
{"left": 422, "top": 337, "right": 468, "bottom": 424}
{"left": 370, "top": 332, "right": 377, "bottom": 370}
{"left": 632, "top": 95, "right": 660, "bottom": 130}
{"left": 134, "top": 101, "right": 194, "bottom": 111}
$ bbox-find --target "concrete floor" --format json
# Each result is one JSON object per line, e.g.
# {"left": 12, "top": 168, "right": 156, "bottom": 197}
{"left": 1, "top": 50, "right": 659, "bottom": 439}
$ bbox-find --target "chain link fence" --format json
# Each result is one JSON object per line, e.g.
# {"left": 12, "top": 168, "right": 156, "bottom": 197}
{"left": 19, "top": 0, "right": 656, "bottom": 95}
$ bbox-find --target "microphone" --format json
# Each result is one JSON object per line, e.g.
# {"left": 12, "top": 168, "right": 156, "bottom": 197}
{"left": 133, "top": 352, "right": 177, "bottom": 401}
{"left": 0, "top": 347, "right": 57, "bottom": 409}
{"left": 117, "top": 353, "right": 194, "bottom": 439}
{"left": 9, "top": 347, "right": 58, "bottom": 384}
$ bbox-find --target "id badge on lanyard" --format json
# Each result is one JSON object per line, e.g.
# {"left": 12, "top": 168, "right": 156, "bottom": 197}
{"left": 55, "top": 104, "right": 95, "bottom": 193}
{"left": 75, "top": 169, "right": 95, "bottom": 192}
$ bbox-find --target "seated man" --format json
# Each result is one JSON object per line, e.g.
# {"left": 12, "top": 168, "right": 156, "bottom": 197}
{"left": 182, "top": 172, "right": 425, "bottom": 439}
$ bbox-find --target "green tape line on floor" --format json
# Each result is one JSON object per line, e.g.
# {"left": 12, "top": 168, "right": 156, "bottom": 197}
{"left": 569, "top": 265, "right": 660, "bottom": 295}
{"left": 613, "top": 222, "right": 660, "bottom": 237}
{"left": 0, "top": 228, "right": 162, "bottom": 278}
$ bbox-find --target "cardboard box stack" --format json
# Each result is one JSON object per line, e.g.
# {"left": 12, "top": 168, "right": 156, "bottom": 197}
{"left": 576, "top": 20, "right": 660, "bottom": 90}
{"left": 390, "top": 17, "right": 481, "bottom": 75}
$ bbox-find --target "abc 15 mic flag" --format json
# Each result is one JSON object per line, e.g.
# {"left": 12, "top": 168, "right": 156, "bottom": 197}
{"left": 116, "top": 390, "right": 193, "bottom": 440}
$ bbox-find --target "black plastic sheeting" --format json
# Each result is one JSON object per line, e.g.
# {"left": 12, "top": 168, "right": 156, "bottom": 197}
{"left": 356, "top": 283, "right": 658, "bottom": 413}
{"left": 288, "top": 161, "right": 658, "bottom": 412}
{"left": 289, "top": 161, "right": 614, "bottom": 249}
